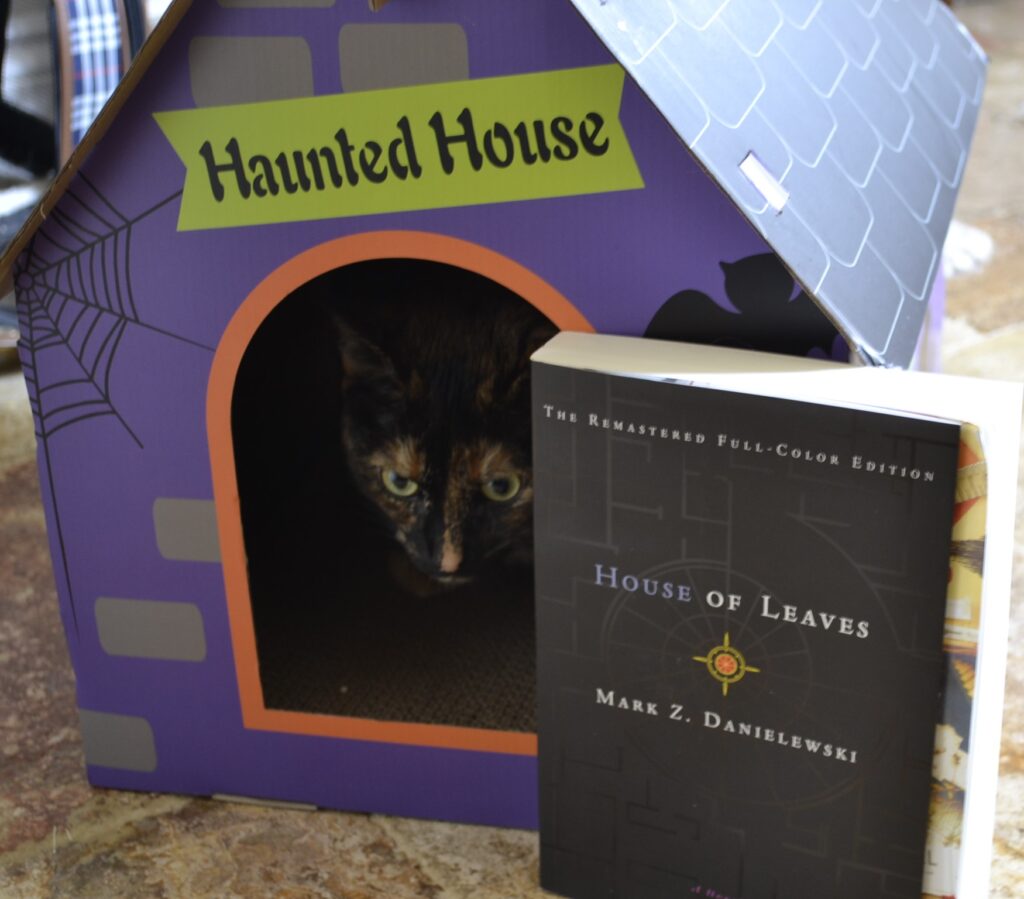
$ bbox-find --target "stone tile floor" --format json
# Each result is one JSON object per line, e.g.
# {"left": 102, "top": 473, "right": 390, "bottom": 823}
{"left": 1, "top": 0, "right": 1023, "bottom": 896}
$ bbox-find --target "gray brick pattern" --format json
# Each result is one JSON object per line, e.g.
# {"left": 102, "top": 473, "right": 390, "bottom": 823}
{"left": 339, "top": 24, "right": 469, "bottom": 92}
{"left": 188, "top": 37, "right": 315, "bottom": 107}
{"left": 569, "top": 0, "right": 986, "bottom": 366}
{"left": 153, "top": 498, "right": 221, "bottom": 563}
{"left": 79, "top": 709, "right": 158, "bottom": 772}
{"left": 95, "top": 597, "right": 207, "bottom": 661}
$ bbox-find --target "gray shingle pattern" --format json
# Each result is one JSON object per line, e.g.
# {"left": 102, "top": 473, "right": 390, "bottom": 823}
{"left": 571, "top": 0, "right": 986, "bottom": 366}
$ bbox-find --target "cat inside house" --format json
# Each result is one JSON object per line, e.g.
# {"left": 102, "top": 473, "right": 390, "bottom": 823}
{"left": 231, "top": 259, "right": 554, "bottom": 732}
{"left": 333, "top": 264, "right": 556, "bottom": 595}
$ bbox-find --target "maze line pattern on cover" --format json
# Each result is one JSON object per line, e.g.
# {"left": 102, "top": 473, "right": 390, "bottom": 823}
{"left": 533, "top": 362, "right": 962, "bottom": 898}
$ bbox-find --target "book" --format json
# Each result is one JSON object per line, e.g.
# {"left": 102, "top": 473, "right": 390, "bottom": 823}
{"left": 530, "top": 333, "right": 1021, "bottom": 899}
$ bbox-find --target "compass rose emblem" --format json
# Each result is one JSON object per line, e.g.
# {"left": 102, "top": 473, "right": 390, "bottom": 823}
{"left": 694, "top": 632, "right": 760, "bottom": 696}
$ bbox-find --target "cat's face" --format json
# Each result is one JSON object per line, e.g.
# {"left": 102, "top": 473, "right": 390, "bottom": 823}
{"left": 336, "top": 294, "right": 553, "bottom": 587}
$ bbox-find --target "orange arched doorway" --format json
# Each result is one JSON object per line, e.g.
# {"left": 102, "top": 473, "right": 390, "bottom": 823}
{"left": 207, "top": 231, "right": 592, "bottom": 755}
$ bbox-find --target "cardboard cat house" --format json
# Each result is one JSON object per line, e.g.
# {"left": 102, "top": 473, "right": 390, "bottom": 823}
{"left": 0, "top": 0, "right": 985, "bottom": 827}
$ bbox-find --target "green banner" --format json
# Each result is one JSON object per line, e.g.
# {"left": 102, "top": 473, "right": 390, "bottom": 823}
{"left": 155, "top": 65, "right": 644, "bottom": 231}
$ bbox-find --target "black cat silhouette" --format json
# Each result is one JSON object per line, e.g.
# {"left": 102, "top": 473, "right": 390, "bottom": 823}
{"left": 645, "top": 253, "right": 847, "bottom": 359}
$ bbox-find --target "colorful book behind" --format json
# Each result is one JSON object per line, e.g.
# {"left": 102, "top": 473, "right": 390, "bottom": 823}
{"left": 532, "top": 342, "right": 964, "bottom": 899}
{"left": 923, "top": 424, "right": 988, "bottom": 899}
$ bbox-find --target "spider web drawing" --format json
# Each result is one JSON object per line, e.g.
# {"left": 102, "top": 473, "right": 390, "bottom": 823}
{"left": 14, "top": 173, "right": 215, "bottom": 637}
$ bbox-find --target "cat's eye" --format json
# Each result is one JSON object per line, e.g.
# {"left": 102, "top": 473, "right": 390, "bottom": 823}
{"left": 481, "top": 473, "right": 521, "bottom": 502}
{"left": 382, "top": 470, "right": 419, "bottom": 497}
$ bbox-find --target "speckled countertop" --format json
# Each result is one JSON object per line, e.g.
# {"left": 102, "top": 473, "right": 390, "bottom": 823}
{"left": 2, "top": 1, "right": 1024, "bottom": 896}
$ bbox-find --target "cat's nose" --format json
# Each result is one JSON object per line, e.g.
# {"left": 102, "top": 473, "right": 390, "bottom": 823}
{"left": 438, "top": 532, "right": 462, "bottom": 574}
{"left": 423, "top": 514, "right": 464, "bottom": 576}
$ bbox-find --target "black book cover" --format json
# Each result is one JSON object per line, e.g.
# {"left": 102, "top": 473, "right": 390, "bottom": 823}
{"left": 532, "top": 362, "right": 962, "bottom": 899}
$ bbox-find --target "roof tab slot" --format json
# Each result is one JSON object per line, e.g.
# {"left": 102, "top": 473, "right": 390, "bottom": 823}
{"left": 740, "top": 151, "right": 789, "bottom": 215}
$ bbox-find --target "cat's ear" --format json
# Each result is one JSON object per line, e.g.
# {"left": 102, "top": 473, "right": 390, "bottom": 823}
{"left": 334, "top": 318, "right": 395, "bottom": 385}
{"left": 499, "top": 316, "right": 558, "bottom": 405}
{"left": 523, "top": 319, "right": 559, "bottom": 357}
{"left": 511, "top": 316, "right": 559, "bottom": 378}
{"left": 332, "top": 317, "right": 407, "bottom": 411}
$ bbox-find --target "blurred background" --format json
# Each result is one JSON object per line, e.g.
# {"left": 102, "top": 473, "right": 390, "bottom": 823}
{"left": 0, "top": 0, "right": 56, "bottom": 250}
{"left": 0, "top": 0, "right": 167, "bottom": 337}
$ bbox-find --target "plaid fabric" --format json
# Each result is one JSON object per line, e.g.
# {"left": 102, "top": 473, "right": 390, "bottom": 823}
{"left": 64, "top": 0, "right": 127, "bottom": 147}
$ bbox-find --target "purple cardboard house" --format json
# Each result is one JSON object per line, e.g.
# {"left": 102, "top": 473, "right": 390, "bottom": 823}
{"left": 0, "top": 0, "right": 984, "bottom": 827}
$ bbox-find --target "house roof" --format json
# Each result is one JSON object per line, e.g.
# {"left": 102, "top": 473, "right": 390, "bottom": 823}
{"left": 572, "top": 0, "right": 987, "bottom": 366}
{"left": 1, "top": 0, "right": 986, "bottom": 368}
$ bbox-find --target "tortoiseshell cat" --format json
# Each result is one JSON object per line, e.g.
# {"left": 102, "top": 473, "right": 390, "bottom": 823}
{"left": 332, "top": 260, "right": 556, "bottom": 593}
